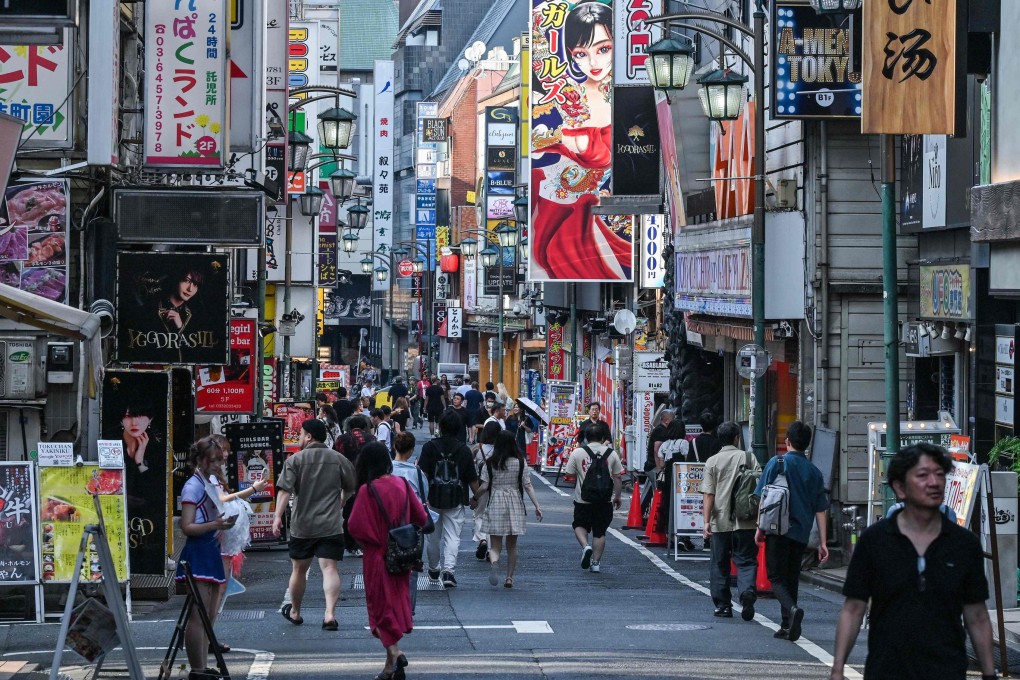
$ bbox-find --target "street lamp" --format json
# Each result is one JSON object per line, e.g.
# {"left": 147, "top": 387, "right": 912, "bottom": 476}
{"left": 317, "top": 107, "right": 357, "bottom": 151}
{"left": 348, "top": 201, "right": 370, "bottom": 230}
{"left": 341, "top": 232, "right": 359, "bottom": 254}
{"left": 460, "top": 237, "right": 478, "bottom": 258}
{"left": 329, "top": 168, "right": 357, "bottom": 203}
{"left": 374, "top": 266, "right": 388, "bottom": 283}
{"left": 809, "top": 0, "right": 862, "bottom": 13}
{"left": 496, "top": 221, "right": 519, "bottom": 248}
{"left": 697, "top": 68, "right": 749, "bottom": 121}
{"left": 288, "top": 131, "right": 313, "bottom": 171}
{"left": 513, "top": 195, "right": 529, "bottom": 225}
{"left": 479, "top": 246, "right": 498, "bottom": 268}
{"left": 299, "top": 186, "right": 325, "bottom": 217}
{"left": 413, "top": 257, "right": 426, "bottom": 274}
{"left": 518, "top": 237, "right": 528, "bottom": 263}
{"left": 646, "top": 36, "right": 696, "bottom": 98}
{"left": 360, "top": 256, "right": 373, "bottom": 274}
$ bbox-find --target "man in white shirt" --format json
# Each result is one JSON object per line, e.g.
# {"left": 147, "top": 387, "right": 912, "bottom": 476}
{"left": 360, "top": 379, "right": 376, "bottom": 400}
{"left": 371, "top": 407, "right": 393, "bottom": 455}
{"left": 563, "top": 421, "right": 623, "bottom": 574}
{"left": 483, "top": 400, "right": 507, "bottom": 429}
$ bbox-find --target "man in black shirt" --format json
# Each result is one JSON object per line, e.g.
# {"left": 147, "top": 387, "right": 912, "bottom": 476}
{"left": 443, "top": 392, "right": 469, "bottom": 443}
{"left": 574, "top": 402, "right": 602, "bottom": 447}
{"left": 830, "top": 443, "right": 995, "bottom": 680}
{"left": 333, "top": 386, "right": 354, "bottom": 426}
{"left": 424, "top": 376, "right": 446, "bottom": 436}
{"left": 388, "top": 376, "right": 409, "bottom": 402}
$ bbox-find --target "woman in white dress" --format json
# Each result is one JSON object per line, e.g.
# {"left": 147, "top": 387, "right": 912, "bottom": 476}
{"left": 479, "top": 431, "right": 543, "bottom": 588}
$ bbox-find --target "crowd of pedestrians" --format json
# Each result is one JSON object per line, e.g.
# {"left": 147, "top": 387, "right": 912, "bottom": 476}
{"left": 172, "top": 372, "right": 998, "bottom": 680}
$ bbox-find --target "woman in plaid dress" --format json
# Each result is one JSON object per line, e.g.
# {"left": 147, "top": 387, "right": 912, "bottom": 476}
{"left": 479, "top": 431, "right": 543, "bottom": 588}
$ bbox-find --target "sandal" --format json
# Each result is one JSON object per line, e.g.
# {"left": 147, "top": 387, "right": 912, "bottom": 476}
{"left": 208, "top": 641, "right": 231, "bottom": 653}
{"left": 504, "top": 576, "right": 514, "bottom": 588}
{"left": 280, "top": 603, "right": 303, "bottom": 625}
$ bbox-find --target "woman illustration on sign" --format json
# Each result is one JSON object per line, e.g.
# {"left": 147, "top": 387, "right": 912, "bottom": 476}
{"left": 531, "top": 1, "right": 631, "bottom": 281}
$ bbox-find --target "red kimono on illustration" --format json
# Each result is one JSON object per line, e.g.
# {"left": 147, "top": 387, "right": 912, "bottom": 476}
{"left": 531, "top": 126, "right": 631, "bottom": 280}
{"left": 347, "top": 475, "right": 429, "bottom": 647}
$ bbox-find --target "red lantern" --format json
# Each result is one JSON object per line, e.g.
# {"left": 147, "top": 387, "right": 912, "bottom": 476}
{"left": 440, "top": 252, "right": 460, "bottom": 273}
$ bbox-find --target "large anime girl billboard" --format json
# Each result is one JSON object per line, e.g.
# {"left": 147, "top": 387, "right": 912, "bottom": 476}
{"left": 530, "top": 0, "right": 634, "bottom": 282}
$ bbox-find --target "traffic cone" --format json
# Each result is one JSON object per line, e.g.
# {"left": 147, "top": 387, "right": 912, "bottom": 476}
{"left": 755, "top": 541, "right": 772, "bottom": 594}
{"left": 623, "top": 482, "right": 643, "bottom": 530}
{"left": 642, "top": 489, "right": 668, "bottom": 546}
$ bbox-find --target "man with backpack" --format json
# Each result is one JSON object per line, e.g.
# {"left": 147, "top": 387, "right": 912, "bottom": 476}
{"left": 753, "top": 420, "right": 829, "bottom": 642}
{"left": 417, "top": 410, "right": 482, "bottom": 587}
{"left": 563, "top": 420, "right": 623, "bottom": 574}
{"left": 701, "top": 421, "right": 761, "bottom": 620}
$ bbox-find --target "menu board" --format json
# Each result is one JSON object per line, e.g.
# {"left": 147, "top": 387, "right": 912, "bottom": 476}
{"left": 272, "top": 403, "right": 314, "bottom": 454}
{"left": 39, "top": 466, "right": 128, "bottom": 583}
{"left": 223, "top": 421, "right": 285, "bottom": 543}
{"left": 0, "top": 463, "right": 40, "bottom": 583}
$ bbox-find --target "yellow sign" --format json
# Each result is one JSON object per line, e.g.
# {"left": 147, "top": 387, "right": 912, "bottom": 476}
{"left": 40, "top": 466, "right": 129, "bottom": 583}
{"left": 919, "top": 264, "right": 971, "bottom": 321}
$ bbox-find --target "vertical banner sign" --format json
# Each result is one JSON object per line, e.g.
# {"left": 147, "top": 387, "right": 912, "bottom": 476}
{"left": 101, "top": 370, "right": 172, "bottom": 576}
{"left": 531, "top": 0, "right": 633, "bottom": 282}
{"left": 463, "top": 262, "right": 477, "bottom": 309}
{"left": 862, "top": 0, "right": 965, "bottom": 135}
{"left": 317, "top": 180, "right": 338, "bottom": 287}
{"left": 900, "top": 134, "right": 922, "bottom": 231}
{"left": 40, "top": 465, "right": 129, "bottom": 583}
{"left": 0, "top": 179, "right": 70, "bottom": 303}
{"left": 88, "top": 1, "right": 121, "bottom": 165}
{"left": 229, "top": 0, "right": 262, "bottom": 153}
{"left": 448, "top": 307, "right": 463, "bottom": 339}
{"left": 145, "top": 0, "right": 228, "bottom": 168}
{"left": 922, "top": 135, "right": 946, "bottom": 229}
{"left": 640, "top": 213, "right": 665, "bottom": 288}
{"left": 434, "top": 301, "right": 448, "bottom": 338}
{"left": 547, "top": 321, "right": 565, "bottom": 380}
{"left": 223, "top": 421, "right": 285, "bottom": 543}
{"left": 195, "top": 318, "right": 258, "bottom": 414}
{"left": 612, "top": 85, "right": 660, "bottom": 195}
{"left": 484, "top": 106, "right": 519, "bottom": 294}
{"left": 771, "top": 1, "right": 863, "bottom": 119}
{"left": 416, "top": 101, "right": 439, "bottom": 273}
{"left": 287, "top": 23, "right": 318, "bottom": 195}
{"left": 613, "top": 0, "right": 662, "bottom": 86}
{"left": 634, "top": 391, "right": 655, "bottom": 472}
{"left": 520, "top": 33, "right": 531, "bottom": 159}
{"left": 0, "top": 463, "right": 39, "bottom": 583}
{"left": 0, "top": 35, "right": 73, "bottom": 148}
{"left": 264, "top": 0, "right": 288, "bottom": 201}
{"left": 654, "top": 91, "right": 687, "bottom": 235}
{"left": 373, "top": 60, "right": 395, "bottom": 292}
{"left": 545, "top": 381, "right": 580, "bottom": 470}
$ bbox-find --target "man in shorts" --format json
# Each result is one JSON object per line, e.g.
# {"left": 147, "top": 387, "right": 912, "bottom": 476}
{"left": 563, "top": 420, "right": 623, "bottom": 573}
{"left": 273, "top": 419, "right": 357, "bottom": 631}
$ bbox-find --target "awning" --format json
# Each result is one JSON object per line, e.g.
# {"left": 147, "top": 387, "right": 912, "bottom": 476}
{"left": 685, "top": 315, "right": 776, "bottom": 343}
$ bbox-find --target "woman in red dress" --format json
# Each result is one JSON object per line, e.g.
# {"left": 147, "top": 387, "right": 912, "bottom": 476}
{"left": 348, "top": 443, "right": 428, "bottom": 680}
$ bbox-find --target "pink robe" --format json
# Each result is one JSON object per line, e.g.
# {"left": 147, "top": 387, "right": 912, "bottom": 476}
{"left": 347, "top": 475, "right": 428, "bottom": 647}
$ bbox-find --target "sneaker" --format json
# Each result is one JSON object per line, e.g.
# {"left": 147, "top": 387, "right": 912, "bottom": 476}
{"left": 580, "top": 545, "right": 593, "bottom": 570}
{"left": 427, "top": 568, "right": 441, "bottom": 581}
{"left": 589, "top": 560, "right": 600, "bottom": 573}
{"left": 713, "top": 606, "right": 733, "bottom": 618}
{"left": 774, "top": 628, "right": 789, "bottom": 639}
{"left": 788, "top": 606, "right": 804, "bottom": 641}
{"left": 475, "top": 540, "right": 488, "bottom": 561}
{"left": 441, "top": 571, "right": 457, "bottom": 587}
{"left": 739, "top": 590, "right": 757, "bottom": 621}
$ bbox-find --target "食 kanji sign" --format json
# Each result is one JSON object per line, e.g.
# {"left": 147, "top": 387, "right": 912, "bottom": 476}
{"left": 144, "top": 0, "right": 228, "bottom": 168}
{"left": 862, "top": 0, "right": 965, "bottom": 135}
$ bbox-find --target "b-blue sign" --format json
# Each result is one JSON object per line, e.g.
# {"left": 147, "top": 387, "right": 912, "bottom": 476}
{"left": 771, "top": 1, "right": 862, "bottom": 119}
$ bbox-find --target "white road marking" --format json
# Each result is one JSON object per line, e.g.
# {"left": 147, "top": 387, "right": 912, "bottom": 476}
{"left": 607, "top": 528, "right": 863, "bottom": 679}
{"left": 531, "top": 471, "right": 570, "bottom": 497}
{"left": 364, "top": 620, "right": 553, "bottom": 633}
{"left": 4, "top": 647, "right": 274, "bottom": 680}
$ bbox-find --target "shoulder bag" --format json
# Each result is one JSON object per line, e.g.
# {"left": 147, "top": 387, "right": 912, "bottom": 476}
{"left": 367, "top": 478, "right": 424, "bottom": 574}
{"left": 414, "top": 467, "right": 436, "bottom": 534}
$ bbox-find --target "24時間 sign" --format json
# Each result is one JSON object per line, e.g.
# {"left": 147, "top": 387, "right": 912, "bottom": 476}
{"left": 771, "top": 0, "right": 862, "bottom": 118}
{"left": 144, "top": 0, "right": 228, "bottom": 168}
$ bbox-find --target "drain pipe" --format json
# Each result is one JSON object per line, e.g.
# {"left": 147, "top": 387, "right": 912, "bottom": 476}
{"left": 818, "top": 121, "right": 830, "bottom": 428}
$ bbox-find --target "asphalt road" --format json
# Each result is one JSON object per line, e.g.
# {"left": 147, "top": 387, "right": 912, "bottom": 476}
{"left": 2, "top": 452, "right": 871, "bottom": 680}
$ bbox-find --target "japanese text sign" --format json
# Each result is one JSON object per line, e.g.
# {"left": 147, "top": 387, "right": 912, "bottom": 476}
{"left": 145, "top": 0, "right": 228, "bottom": 168}
{"left": 613, "top": 0, "right": 662, "bottom": 86}
{"left": 0, "top": 463, "right": 39, "bottom": 584}
{"left": 862, "top": 0, "right": 965, "bottom": 135}
{"left": 0, "top": 37, "right": 73, "bottom": 147}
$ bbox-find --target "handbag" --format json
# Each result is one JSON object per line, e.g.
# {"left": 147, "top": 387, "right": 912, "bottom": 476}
{"left": 367, "top": 479, "right": 424, "bottom": 575}
{"left": 415, "top": 468, "right": 436, "bottom": 535}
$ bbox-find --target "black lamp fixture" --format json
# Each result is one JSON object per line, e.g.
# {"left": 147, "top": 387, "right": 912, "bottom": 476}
{"left": 317, "top": 107, "right": 357, "bottom": 150}
{"left": 480, "top": 246, "right": 498, "bottom": 268}
{"left": 518, "top": 237, "right": 528, "bottom": 262}
{"left": 809, "top": 0, "right": 862, "bottom": 13}
{"left": 374, "top": 265, "right": 388, "bottom": 283}
{"left": 287, "top": 130, "right": 313, "bottom": 171}
{"left": 329, "top": 168, "right": 357, "bottom": 203}
{"left": 460, "top": 237, "right": 478, "bottom": 258}
{"left": 392, "top": 245, "right": 410, "bottom": 259}
{"left": 413, "top": 257, "right": 426, "bottom": 274}
{"left": 646, "top": 36, "right": 696, "bottom": 99}
{"left": 360, "top": 256, "right": 373, "bottom": 274}
{"left": 341, "top": 231, "right": 359, "bottom": 253}
{"left": 513, "top": 195, "right": 529, "bottom": 225}
{"left": 298, "top": 186, "right": 325, "bottom": 217}
{"left": 348, "top": 201, "right": 370, "bottom": 230}
{"left": 496, "top": 221, "right": 519, "bottom": 248}
{"left": 697, "top": 68, "right": 749, "bottom": 121}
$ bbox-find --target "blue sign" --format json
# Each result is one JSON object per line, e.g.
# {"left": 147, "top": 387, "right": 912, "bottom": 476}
{"left": 487, "top": 171, "right": 515, "bottom": 194}
{"left": 416, "top": 224, "right": 436, "bottom": 240}
{"left": 417, "top": 179, "right": 436, "bottom": 194}
{"left": 416, "top": 194, "right": 436, "bottom": 210}
{"left": 417, "top": 209, "right": 436, "bottom": 224}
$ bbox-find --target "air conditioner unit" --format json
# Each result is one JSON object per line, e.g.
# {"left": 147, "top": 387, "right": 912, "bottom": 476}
{"left": 114, "top": 188, "right": 265, "bottom": 245}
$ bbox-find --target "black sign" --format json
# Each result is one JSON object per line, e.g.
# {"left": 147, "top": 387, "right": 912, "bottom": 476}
{"left": 223, "top": 420, "right": 286, "bottom": 544}
{"left": 901, "top": 134, "right": 923, "bottom": 231}
{"left": 101, "top": 370, "right": 171, "bottom": 575}
{"left": 487, "top": 171, "right": 514, "bottom": 194}
{"left": 484, "top": 266, "right": 517, "bottom": 295}
{"left": 411, "top": 273, "right": 423, "bottom": 299}
{"left": 422, "top": 117, "right": 448, "bottom": 142}
{"left": 487, "top": 146, "right": 516, "bottom": 171}
{"left": 116, "top": 253, "right": 230, "bottom": 365}
{"left": 324, "top": 275, "right": 372, "bottom": 324}
{"left": 770, "top": 0, "right": 863, "bottom": 118}
{"left": 0, "top": 463, "right": 38, "bottom": 583}
{"left": 612, "top": 86, "right": 661, "bottom": 196}
{"left": 0, "top": 0, "right": 76, "bottom": 23}
{"left": 265, "top": 143, "right": 286, "bottom": 204}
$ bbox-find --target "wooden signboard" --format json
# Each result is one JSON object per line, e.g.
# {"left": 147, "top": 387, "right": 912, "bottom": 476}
{"left": 862, "top": 0, "right": 966, "bottom": 135}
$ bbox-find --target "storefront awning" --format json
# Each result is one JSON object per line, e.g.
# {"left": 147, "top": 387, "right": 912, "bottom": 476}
{"left": 685, "top": 315, "right": 775, "bottom": 343}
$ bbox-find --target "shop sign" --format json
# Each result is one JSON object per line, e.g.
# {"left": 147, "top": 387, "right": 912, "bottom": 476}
{"left": 771, "top": 0, "right": 863, "bottom": 118}
{"left": 996, "top": 336, "right": 1015, "bottom": 366}
{"left": 374, "top": 60, "right": 395, "bottom": 290}
{"left": 945, "top": 461, "right": 981, "bottom": 528}
{"left": 434, "top": 301, "right": 448, "bottom": 338}
{"left": 613, "top": 0, "right": 661, "bottom": 86}
{"left": 996, "top": 366, "right": 1014, "bottom": 397}
{"left": 612, "top": 86, "right": 660, "bottom": 195}
{"left": 222, "top": 420, "right": 285, "bottom": 543}
{"left": 672, "top": 462, "right": 705, "bottom": 534}
{"left": 862, "top": 0, "right": 965, "bottom": 135}
{"left": 0, "top": 179, "right": 70, "bottom": 303}
{"left": 547, "top": 321, "right": 565, "bottom": 381}
{"left": 463, "top": 264, "right": 476, "bottom": 308}
{"left": 422, "top": 117, "right": 447, "bottom": 142}
{"left": 144, "top": 0, "right": 228, "bottom": 168}
{"left": 195, "top": 318, "right": 257, "bottom": 414}
{"left": 712, "top": 104, "right": 755, "bottom": 219}
{"left": 674, "top": 241, "right": 752, "bottom": 317}
{"left": 0, "top": 462, "right": 38, "bottom": 584}
{"left": 634, "top": 392, "right": 655, "bottom": 470}
{"left": 633, "top": 351, "right": 669, "bottom": 393}
{"left": 87, "top": 1, "right": 120, "bottom": 165}
{"left": 919, "top": 264, "right": 970, "bottom": 320}
{"left": 0, "top": 34, "right": 74, "bottom": 147}
{"left": 0, "top": 1, "right": 77, "bottom": 25}
{"left": 447, "top": 307, "right": 463, "bottom": 339}
{"left": 996, "top": 395, "right": 1015, "bottom": 428}
{"left": 640, "top": 214, "right": 665, "bottom": 288}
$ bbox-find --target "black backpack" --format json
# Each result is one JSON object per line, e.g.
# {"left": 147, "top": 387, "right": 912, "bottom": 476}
{"left": 580, "top": 445, "right": 614, "bottom": 504}
{"left": 428, "top": 444, "right": 464, "bottom": 510}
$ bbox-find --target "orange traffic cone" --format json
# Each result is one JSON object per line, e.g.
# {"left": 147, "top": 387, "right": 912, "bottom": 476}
{"left": 642, "top": 489, "right": 668, "bottom": 546}
{"left": 623, "top": 482, "right": 643, "bottom": 530}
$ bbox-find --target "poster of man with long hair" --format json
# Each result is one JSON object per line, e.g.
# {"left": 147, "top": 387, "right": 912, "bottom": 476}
{"left": 530, "top": 0, "right": 633, "bottom": 282}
